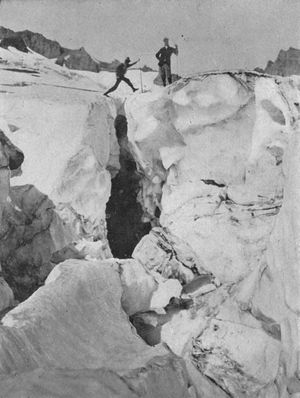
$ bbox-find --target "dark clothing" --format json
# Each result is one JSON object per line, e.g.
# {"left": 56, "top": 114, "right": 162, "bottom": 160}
{"left": 160, "top": 64, "right": 172, "bottom": 86}
{"left": 155, "top": 46, "right": 178, "bottom": 67}
{"left": 104, "top": 60, "right": 138, "bottom": 96}
{"left": 104, "top": 76, "right": 136, "bottom": 95}
{"left": 116, "top": 61, "right": 137, "bottom": 78}
{"left": 156, "top": 46, "right": 178, "bottom": 86}
{"left": 116, "top": 63, "right": 128, "bottom": 78}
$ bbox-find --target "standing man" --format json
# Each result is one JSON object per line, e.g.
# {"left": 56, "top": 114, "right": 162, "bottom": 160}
{"left": 104, "top": 57, "right": 139, "bottom": 97}
{"left": 155, "top": 38, "right": 178, "bottom": 86}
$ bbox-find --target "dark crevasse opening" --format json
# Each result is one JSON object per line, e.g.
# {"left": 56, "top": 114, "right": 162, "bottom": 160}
{"left": 106, "top": 115, "right": 151, "bottom": 258}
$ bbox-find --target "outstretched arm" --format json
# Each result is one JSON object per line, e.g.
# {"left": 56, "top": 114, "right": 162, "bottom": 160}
{"left": 128, "top": 59, "right": 140, "bottom": 68}
{"left": 172, "top": 44, "right": 178, "bottom": 55}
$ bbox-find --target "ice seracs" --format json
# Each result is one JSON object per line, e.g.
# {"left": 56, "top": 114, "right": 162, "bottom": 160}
{"left": 0, "top": 259, "right": 191, "bottom": 397}
{"left": 125, "top": 71, "right": 300, "bottom": 396}
{"left": 1, "top": 43, "right": 300, "bottom": 397}
{"left": 0, "top": 47, "right": 121, "bottom": 299}
{"left": 0, "top": 128, "right": 24, "bottom": 309}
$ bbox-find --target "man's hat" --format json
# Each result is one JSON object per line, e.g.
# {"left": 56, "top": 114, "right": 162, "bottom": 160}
{"left": 125, "top": 57, "right": 131, "bottom": 63}
{"left": 163, "top": 37, "right": 169, "bottom": 42}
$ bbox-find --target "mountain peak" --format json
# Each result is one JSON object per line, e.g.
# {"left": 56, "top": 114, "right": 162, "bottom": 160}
{"left": 0, "top": 26, "right": 119, "bottom": 72}
{"left": 263, "top": 47, "right": 300, "bottom": 76}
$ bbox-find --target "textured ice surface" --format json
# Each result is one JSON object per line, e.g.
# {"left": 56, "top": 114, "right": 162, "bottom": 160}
{"left": 126, "top": 71, "right": 300, "bottom": 396}
{"left": 2, "top": 46, "right": 300, "bottom": 396}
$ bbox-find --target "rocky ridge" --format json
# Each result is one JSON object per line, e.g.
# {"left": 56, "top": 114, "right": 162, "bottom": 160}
{"left": 0, "top": 26, "right": 155, "bottom": 73}
{"left": 259, "top": 47, "right": 300, "bottom": 76}
{"left": 0, "top": 26, "right": 120, "bottom": 72}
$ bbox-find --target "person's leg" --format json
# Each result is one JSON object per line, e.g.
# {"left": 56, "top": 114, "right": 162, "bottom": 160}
{"left": 160, "top": 66, "right": 166, "bottom": 86}
{"left": 104, "top": 78, "right": 122, "bottom": 96}
{"left": 165, "top": 65, "right": 172, "bottom": 85}
{"left": 122, "top": 77, "right": 138, "bottom": 91}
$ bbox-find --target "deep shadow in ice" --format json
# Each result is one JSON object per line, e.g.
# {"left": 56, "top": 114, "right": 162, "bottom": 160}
{"left": 106, "top": 115, "right": 151, "bottom": 258}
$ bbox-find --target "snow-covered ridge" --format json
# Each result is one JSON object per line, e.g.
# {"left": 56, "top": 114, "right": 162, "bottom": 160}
{"left": 0, "top": 25, "right": 121, "bottom": 72}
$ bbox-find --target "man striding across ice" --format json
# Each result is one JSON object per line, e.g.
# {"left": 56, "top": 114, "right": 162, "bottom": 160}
{"left": 104, "top": 57, "right": 139, "bottom": 97}
{"left": 155, "top": 37, "right": 178, "bottom": 86}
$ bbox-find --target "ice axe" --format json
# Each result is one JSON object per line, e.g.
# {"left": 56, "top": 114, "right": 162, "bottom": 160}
{"left": 169, "top": 37, "right": 180, "bottom": 79}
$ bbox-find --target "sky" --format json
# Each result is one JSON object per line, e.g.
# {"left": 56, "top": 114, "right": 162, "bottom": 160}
{"left": 0, "top": 0, "right": 300, "bottom": 75}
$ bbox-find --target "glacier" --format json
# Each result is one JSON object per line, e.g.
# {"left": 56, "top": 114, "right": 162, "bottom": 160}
{"left": 0, "top": 45, "right": 300, "bottom": 397}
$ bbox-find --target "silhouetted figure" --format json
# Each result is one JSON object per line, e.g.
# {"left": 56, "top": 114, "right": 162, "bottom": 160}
{"left": 104, "top": 57, "right": 139, "bottom": 96}
{"left": 156, "top": 37, "right": 178, "bottom": 86}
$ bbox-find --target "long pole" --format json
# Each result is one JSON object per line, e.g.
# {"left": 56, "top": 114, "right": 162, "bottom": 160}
{"left": 140, "top": 66, "right": 143, "bottom": 93}
{"left": 137, "top": 52, "right": 157, "bottom": 92}
{"left": 169, "top": 37, "right": 180, "bottom": 78}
